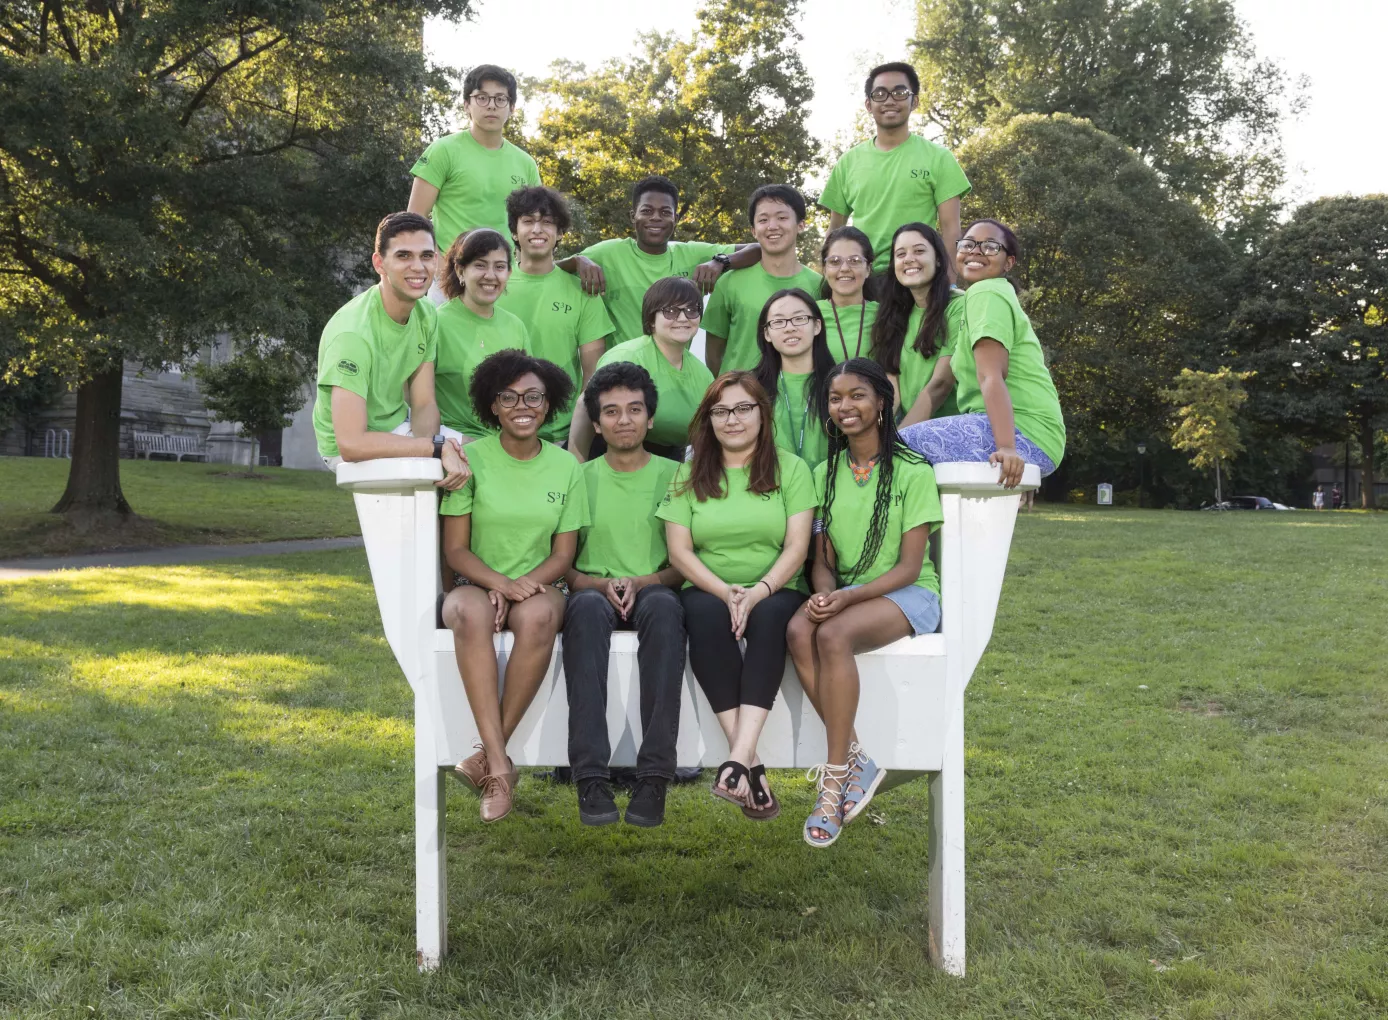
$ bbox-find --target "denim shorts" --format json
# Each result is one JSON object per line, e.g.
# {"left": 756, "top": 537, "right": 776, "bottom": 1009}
{"left": 844, "top": 583, "right": 941, "bottom": 636}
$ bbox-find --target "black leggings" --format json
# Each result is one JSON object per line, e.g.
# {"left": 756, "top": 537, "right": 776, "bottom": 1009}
{"left": 680, "top": 587, "right": 807, "bottom": 712}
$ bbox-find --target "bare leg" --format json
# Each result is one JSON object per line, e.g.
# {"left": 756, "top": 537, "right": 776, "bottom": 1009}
{"left": 787, "top": 610, "right": 824, "bottom": 717}
{"left": 443, "top": 586, "right": 508, "bottom": 766}
{"left": 499, "top": 588, "right": 567, "bottom": 740}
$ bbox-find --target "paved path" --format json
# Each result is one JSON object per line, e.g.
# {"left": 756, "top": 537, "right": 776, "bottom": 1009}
{"left": 0, "top": 536, "right": 364, "bottom": 582}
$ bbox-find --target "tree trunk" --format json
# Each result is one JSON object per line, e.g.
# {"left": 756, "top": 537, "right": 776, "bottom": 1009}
{"left": 51, "top": 362, "right": 133, "bottom": 519}
{"left": 1214, "top": 459, "right": 1223, "bottom": 504}
{"left": 1360, "top": 420, "right": 1378, "bottom": 510}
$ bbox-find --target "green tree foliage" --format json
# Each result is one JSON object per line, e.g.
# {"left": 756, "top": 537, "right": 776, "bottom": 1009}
{"left": 957, "top": 114, "right": 1231, "bottom": 487}
{"left": 195, "top": 342, "right": 308, "bottom": 474}
{"left": 1162, "top": 367, "right": 1253, "bottom": 503}
{"left": 526, "top": 0, "right": 820, "bottom": 251}
{"left": 1230, "top": 196, "right": 1388, "bottom": 508}
{"left": 0, "top": 0, "right": 471, "bottom": 522}
{"left": 912, "top": 0, "right": 1296, "bottom": 234}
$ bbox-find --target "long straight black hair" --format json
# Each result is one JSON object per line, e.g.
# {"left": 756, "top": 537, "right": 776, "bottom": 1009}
{"left": 869, "top": 222, "right": 953, "bottom": 375}
{"left": 752, "top": 288, "right": 835, "bottom": 433}
{"left": 820, "top": 358, "right": 923, "bottom": 584}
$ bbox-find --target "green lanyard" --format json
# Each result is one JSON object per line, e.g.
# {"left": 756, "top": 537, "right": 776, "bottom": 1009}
{"left": 829, "top": 300, "right": 865, "bottom": 360}
{"left": 778, "top": 373, "right": 808, "bottom": 457}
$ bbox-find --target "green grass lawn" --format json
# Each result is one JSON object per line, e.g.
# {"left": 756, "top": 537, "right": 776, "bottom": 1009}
{"left": 0, "top": 457, "right": 358, "bottom": 558}
{"left": 1, "top": 507, "right": 1385, "bottom": 1018}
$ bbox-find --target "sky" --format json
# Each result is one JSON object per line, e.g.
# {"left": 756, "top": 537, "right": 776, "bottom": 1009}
{"left": 424, "top": 0, "right": 1386, "bottom": 203}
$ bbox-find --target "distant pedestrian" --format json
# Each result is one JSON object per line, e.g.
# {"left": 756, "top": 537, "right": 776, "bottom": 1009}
{"left": 1313, "top": 485, "right": 1325, "bottom": 511}
{"left": 1331, "top": 484, "right": 1342, "bottom": 509}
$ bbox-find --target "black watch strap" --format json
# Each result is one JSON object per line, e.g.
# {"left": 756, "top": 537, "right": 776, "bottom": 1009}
{"left": 712, "top": 253, "right": 732, "bottom": 268}
{"left": 432, "top": 434, "right": 445, "bottom": 459}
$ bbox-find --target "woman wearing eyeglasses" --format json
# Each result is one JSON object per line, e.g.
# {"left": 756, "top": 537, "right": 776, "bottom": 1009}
{"left": 435, "top": 228, "right": 531, "bottom": 443}
{"left": 898, "top": 219, "right": 1065, "bottom": 488}
{"left": 816, "top": 227, "right": 878, "bottom": 363}
{"left": 752, "top": 288, "right": 834, "bottom": 469}
{"left": 568, "top": 277, "right": 714, "bottom": 461}
{"left": 440, "top": 349, "right": 588, "bottom": 823}
{"left": 869, "top": 222, "right": 964, "bottom": 429}
{"left": 657, "top": 372, "right": 816, "bottom": 819}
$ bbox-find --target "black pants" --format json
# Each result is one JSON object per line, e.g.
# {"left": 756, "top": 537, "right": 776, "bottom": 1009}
{"left": 680, "top": 587, "right": 807, "bottom": 712}
{"left": 562, "top": 585, "right": 685, "bottom": 782}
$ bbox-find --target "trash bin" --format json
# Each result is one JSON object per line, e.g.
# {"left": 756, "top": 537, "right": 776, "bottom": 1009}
{"left": 1097, "top": 483, "right": 1113, "bottom": 505}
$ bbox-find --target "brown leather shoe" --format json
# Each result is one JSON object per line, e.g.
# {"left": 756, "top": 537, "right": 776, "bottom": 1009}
{"left": 479, "top": 770, "right": 514, "bottom": 823}
{"left": 454, "top": 744, "right": 487, "bottom": 788}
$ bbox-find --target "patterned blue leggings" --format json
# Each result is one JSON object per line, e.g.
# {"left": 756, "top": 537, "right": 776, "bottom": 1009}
{"left": 900, "top": 413, "right": 1057, "bottom": 477}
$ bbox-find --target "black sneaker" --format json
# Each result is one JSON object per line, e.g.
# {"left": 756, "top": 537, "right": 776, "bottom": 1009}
{"left": 624, "top": 777, "right": 668, "bottom": 827}
{"left": 577, "top": 778, "right": 619, "bottom": 826}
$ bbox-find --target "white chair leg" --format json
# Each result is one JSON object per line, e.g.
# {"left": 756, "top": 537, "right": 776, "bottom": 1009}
{"left": 415, "top": 698, "right": 446, "bottom": 971}
{"left": 928, "top": 722, "right": 966, "bottom": 976}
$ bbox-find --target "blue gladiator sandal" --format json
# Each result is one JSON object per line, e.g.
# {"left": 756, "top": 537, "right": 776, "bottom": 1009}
{"left": 803, "top": 763, "right": 852, "bottom": 848}
{"left": 842, "top": 742, "right": 887, "bottom": 824}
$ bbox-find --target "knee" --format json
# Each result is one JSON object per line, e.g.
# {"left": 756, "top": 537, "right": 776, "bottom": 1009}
{"left": 637, "top": 585, "right": 683, "bottom": 625}
{"left": 442, "top": 590, "right": 484, "bottom": 634}
{"left": 565, "top": 589, "right": 610, "bottom": 628}
{"left": 514, "top": 598, "right": 563, "bottom": 638}
{"left": 786, "top": 612, "right": 815, "bottom": 653}
{"left": 815, "top": 618, "right": 854, "bottom": 659}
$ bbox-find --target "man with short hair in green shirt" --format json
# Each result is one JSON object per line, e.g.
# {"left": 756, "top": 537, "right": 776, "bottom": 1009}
{"left": 497, "top": 186, "right": 614, "bottom": 446}
{"left": 703, "top": 184, "right": 824, "bottom": 375}
{"left": 312, "top": 211, "right": 468, "bottom": 488}
{"left": 408, "top": 64, "right": 541, "bottom": 299}
{"left": 562, "top": 361, "right": 686, "bottom": 827}
{"left": 820, "top": 62, "right": 971, "bottom": 277}
{"left": 558, "top": 174, "right": 761, "bottom": 344}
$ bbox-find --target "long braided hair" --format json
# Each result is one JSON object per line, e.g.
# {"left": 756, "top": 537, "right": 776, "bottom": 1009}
{"left": 820, "top": 358, "right": 923, "bottom": 585}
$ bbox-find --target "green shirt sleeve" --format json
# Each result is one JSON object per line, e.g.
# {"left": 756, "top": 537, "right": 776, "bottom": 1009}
{"left": 579, "top": 238, "right": 620, "bottom": 268}
{"left": 318, "top": 333, "right": 373, "bottom": 399}
{"left": 811, "top": 460, "right": 828, "bottom": 510}
{"left": 780, "top": 455, "right": 817, "bottom": 516}
{"left": 654, "top": 466, "right": 692, "bottom": 528}
{"left": 900, "top": 462, "right": 943, "bottom": 533}
{"left": 820, "top": 157, "right": 850, "bottom": 216}
{"left": 556, "top": 459, "right": 591, "bottom": 533}
{"left": 966, "top": 285, "right": 1021, "bottom": 352}
{"left": 526, "top": 156, "right": 541, "bottom": 187}
{"left": 409, "top": 137, "right": 451, "bottom": 190}
{"left": 930, "top": 147, "right": 972, "bottom": 205}
{"left": 439, "top": 476, "right": 474, "bottom": 517}
{"left": 578, "top": 292, "right": 615, "bottom": 345}
{"left": 702, "top": 274, "right": 733, "bottom": 338}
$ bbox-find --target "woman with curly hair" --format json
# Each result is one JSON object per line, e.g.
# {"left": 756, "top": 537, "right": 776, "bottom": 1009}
{"left": 787, "top": 358, "right": 944, "bottom": 848}
{"left": 439, "top": 349, "right": 587, "bottom": 823}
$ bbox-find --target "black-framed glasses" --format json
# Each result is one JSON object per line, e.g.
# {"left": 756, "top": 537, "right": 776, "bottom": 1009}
{"left": 869, "top": 86, "right": 914, "bottom": 103}
{"left": 658, "top": 305, "right": 701, "bottom": 321}
{"left": 709, "top": 402, "right": 759, "bottom": 422}
{"left": 824, "top": 255, "right": 869, "bottom": 269}
{"left": 468, "top": 92, "right": 511, "bottom": 109}
{"left": 497, "top": 389, "right": 546, "bottom": 408}
{"left": 956, "top": 239, "right": 1007, "bottom": 256}
{"left": 766, "top": 313, "right": 813, "bottom": 331}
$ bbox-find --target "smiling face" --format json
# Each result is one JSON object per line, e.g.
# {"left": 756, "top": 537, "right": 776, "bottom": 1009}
{"left": 823, "top": 237, "right": 871, "bottom": 301}
{"left": 458, "top": 245, "right": 511, "bottom": 307}
{"left": 892, "top": 230, "right": 938, "bottom": 292}
{"left": 751, "top": 198, "right": 805, "bottom": 257}
{"left": 827, "top": 371, "right": 883, "bottom": 440}
{"left": 631, "top": 190, "right": 677, "bottom": 249}
{"left": 594, "top": 385, "right": 651, "bottom": 453}
{"left": 513, "top": 211, "right": 558, "bottom": 261}
{"left": 865, "top": 69, "right": 917, "bottom": 131}
{"left": 763, "top": 294, "right": 821, "bottom": 361}
{"left": 465, "top": 77, "right": 512, "bottom": 134}
{"left": 651, "top": 303, "right": 700, "bottom": 347}
{"left": 373, "top": 229, "right": 436, "bottom": 303}
{"left": 492, "top": 371, "right": 548, "bottom": 440}
{"left": 955, "top": 221, "right": 1016, "bottom": 284}
{"left": 710, "top": 382, "right": 761, "bottom": 455}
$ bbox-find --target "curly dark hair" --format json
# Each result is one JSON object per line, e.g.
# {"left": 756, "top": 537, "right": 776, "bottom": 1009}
{"left": 869, "top": 222, "right": 953, "bottom": 374}
{"left": 583, "top": 361, "right": 658, "bottom": 423}
{"left": 468, "top": 349, "right": 575, "bottom": 433}
{"left": 440, "top": 229, "right": 512, "bottom": 302}
{"left": 506, "top": 186, "right": 573, "bottom": 238}
{"left": 631, "top": 174, "right": 680, "bottom": 211}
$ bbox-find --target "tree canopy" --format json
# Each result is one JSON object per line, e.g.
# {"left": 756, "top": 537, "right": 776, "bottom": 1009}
{"left": 1162, "top": 366, "right": 1252, "bottom": 503}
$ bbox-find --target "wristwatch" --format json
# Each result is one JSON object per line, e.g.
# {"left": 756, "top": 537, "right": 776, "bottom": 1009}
{"left": 432, "top": 434, "right": 445, "bottom": 459}
{"left": 712, "top": 253, "right": 733, "bottom": 269}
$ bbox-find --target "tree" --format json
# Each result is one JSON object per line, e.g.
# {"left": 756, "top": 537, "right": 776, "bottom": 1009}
{"left": 956, "top": 114, "right": 1232, "bottom": 490}
{"left": 0, "top": 0, "right": 470, "bottom": 529}
{"left": 526, "top": 0, "right": 820, "bottom": 251}
{"left": 911, "top": 0, "right": 1298, "bottom": 236}
{"left": 1162, "top": 367, "right": 1253, "bottom": 503}
{"left": 195, "top": 341, "right": 308, "bottom": 474}
{"left": 1230, "top": 196, "right": 1388, "bottom": 508}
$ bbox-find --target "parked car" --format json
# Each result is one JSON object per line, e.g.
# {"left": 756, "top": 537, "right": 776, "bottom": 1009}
{"left": 1224, "top": 496, "right": 1292, "bottom": 511}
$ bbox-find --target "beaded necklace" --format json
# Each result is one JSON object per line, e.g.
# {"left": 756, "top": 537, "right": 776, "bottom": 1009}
{"left": 850, "top": 455, "right": 879, "bottom": 487}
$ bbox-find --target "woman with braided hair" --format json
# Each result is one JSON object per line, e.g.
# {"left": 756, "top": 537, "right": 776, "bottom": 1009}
{"left": 786, "top": 358, "right": 944, "bottom": 848}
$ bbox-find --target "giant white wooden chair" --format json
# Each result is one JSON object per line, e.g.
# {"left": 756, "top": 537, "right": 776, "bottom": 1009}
{"left": 337, "top": 458, "right": 1039, "bottom": 976}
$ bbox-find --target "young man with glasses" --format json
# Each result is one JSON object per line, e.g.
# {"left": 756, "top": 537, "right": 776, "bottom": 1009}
{"left": 408, "top": 64, "right": 541, "bottom": 299}
{"left": 703, "top": 184, "right": 823, "bottom": 375}
{"left": 820, "top": 62, "right": 971, "bottom": 277}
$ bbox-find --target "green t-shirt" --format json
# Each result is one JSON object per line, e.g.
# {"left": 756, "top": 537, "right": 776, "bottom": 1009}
{"left": 655, "top": 447, "right": 817, "bottom": 592}
{"left": 820, "top": 135, "right": 972, "bottom": 272}
{"left": 596, "top": 336, "right": 714, "bottom": 449}
{"left": 409, "top": 132, "right": 540, "bottom": 253}
{"left": 770, "top": 370, "right": 829, "bottom": 469}
{"left": 952, "top": 278, "right": 1066, "bottom": 466}
{"left": 312, "top": 287, "right": 438, "bottom": 458}
{"left": 817, "top": 299, "right": 878, "bottom": 363}
{"left": 574, "top": 455, "right": 680, "bottom": 579}
{"left": 813, "top": 454, "right": 944, "bottom": 595}
{"left": 439, "top": 435, "right": 590, "bottom": 580}
{"left": 434, "top": 300, "right": 530, "bottom": 438}
{"left": 577, "top": 238, "right": 735, "bottom": 347}
{"left": 897, "top": 294, "right": 964, "bottom": 418}
{"left": 496, "top": 267, "right": 614, "bottom": 443}
{"left": 703, "top": 262, "right": 825, "bottom": 373}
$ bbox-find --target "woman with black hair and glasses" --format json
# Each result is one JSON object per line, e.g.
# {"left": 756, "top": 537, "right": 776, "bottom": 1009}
{"left": 752, "top": 288, "right": 835, "bottom": 469}
{"left": 816, "top": 226, "right": 877, "bottom": 362}
{"left": 899, "top": 218, "right": 1065, "bottom": 489}
{"left": 439, "top": 349, "right": 588, "bottom": 824}
{"left": 869, "top": 222, "right": 964, "bottom": 428}
{"left": 787, "top": 358, "right": 943, "bottom": 848}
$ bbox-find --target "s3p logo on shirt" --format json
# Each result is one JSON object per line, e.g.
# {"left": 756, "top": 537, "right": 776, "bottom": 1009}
{"left": 338, "top": 360, "right": 359, "bottom": 376}
{"left": 909, "top": 168, "right": 933, "bottom": 179}
{"left": 547, "top": 491, "right": 567, "bottom": 504}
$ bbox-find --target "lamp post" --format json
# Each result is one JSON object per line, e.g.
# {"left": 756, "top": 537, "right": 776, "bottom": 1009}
{"left": 1136, "top": 441, "right": 1147, "bottom": 509}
